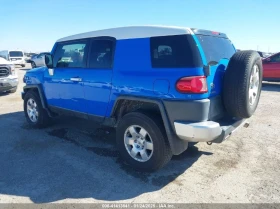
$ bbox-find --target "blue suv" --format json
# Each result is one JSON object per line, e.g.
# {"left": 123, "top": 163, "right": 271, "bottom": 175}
{"left": 22, "top": 26, "right": 263, "bottom": 171}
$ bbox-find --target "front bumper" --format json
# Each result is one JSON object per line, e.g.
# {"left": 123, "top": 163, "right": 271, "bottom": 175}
{"left": 0, "top": 76, "right": 19, "bottom": 92}
{"left": 174, "top": 118, "right": 247, "bottom": 143}
{"left": 10, "top": 60, "right": 25, "bottom": 65}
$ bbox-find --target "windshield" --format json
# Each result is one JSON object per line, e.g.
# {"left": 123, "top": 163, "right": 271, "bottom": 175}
{"left": 196, "top": 35, "right": 236, "bottom": 63}
{"left": 9, "top": 51, "right": 23, "bottom": 57}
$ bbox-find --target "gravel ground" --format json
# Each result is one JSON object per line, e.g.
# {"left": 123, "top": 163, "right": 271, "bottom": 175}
{"left": 0, "top": 64, "right": 280, "bottom": 203}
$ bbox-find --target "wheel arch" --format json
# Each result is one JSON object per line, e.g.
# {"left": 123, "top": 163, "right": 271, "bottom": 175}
{"left": 111, "top": 96, "right": 189, "bottom": 155}
{"left": 22, "top": 85, "right": 54, "bottom": 117}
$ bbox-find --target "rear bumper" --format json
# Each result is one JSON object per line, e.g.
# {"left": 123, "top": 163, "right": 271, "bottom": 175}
{"left": 0, "top": 76, "right": 18, "bottom": 92}
{"left": 174, "top": 118, "right": 247, "bottom": 143}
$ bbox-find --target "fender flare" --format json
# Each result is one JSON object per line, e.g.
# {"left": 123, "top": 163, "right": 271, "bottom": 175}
{"left": 111, "top": 96, "right": 188, "bottom": 155}
{"left": 22, "top": 85, "right": 53, "bottom": 117}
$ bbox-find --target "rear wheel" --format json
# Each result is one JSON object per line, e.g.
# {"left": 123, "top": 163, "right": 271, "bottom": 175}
{"left": 24, "top": 91, "right": 51, "bottom": 128}
{"left": 21, "top": 64, "right": 25, "bottom": 68}
{"left": 116, "top": 112, "right": 172, "bottom": 171}
{"left": 223, "top": 50, "right": 263, "bottom": 118}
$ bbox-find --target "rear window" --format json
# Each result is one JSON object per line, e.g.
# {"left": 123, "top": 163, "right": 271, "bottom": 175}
{"left": 150, "top": 35, "right": 202, "bottom": 68}
{"left": 196, "top": 35, "right": 235, "bottom": 63}
{"left": 9, "top": 51, "right": 23, "bottom": 57}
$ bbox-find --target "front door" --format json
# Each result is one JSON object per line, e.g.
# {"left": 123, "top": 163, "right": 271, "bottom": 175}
{"left": 44, "top": 39, "right": 90, "bottom": 114}
{"left": 83, "top": 38, "right": 115, "bottom": 119}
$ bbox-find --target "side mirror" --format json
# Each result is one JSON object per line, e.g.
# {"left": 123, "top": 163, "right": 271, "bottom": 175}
{"left": 44, "top": 54, "right": 53, "bottom": 68}
{"left": 43, "top": 54, "right": 54, "bottom": 76}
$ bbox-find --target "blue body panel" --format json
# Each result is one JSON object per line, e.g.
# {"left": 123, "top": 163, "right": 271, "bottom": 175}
{"left": 106, "top": 38, "right": 207, "bottom": 117}
{"left": 83, "top": 68, "right": 113, "bottom": 116}
{"left": 43, "top": 68, "right": 86, "bottom": 113}
{"left": 24, "top": 34, "right": 233, "bottom": 119}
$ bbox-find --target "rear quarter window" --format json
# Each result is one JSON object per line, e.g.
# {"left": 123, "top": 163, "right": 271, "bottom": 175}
{"left": 196, "top": 35, "right": 236, "bottom": 63}
{"left": 150, "top": 35, "right": 202, "bottom": 68}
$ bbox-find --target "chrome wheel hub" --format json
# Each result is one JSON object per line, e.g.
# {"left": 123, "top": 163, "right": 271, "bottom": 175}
{"left": 249, "top": 65, "right": 260, "bottom": 106}
{"left": 27, "top": 98, "right": 38, "bottom": 123}
{"left": 124, "top": 125, "right": 154, "bottom": 162}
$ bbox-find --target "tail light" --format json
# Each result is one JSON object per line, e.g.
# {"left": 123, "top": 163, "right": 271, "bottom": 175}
{"left": 176, "top": 76, "right": 208, "bottom": 93}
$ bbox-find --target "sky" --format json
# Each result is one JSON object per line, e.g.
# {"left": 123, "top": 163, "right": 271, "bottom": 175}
{"left": 0, "top": 0, "right": 279, "bottom": 53}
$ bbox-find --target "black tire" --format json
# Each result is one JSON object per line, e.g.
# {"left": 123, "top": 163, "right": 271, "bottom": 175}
{"left": 9, "top": 87, "right": 17, "bottom": 93}
{"left": 116, "top": 112, "right": 172, "bottom": 171}
{"left": 21, "top": 64, "right": 25, "bottom": 68}
{"left": 24, "top": 91, "right": 51, "bottom": 128}
{"left": 223, "top": 50, "right": 263, "bottom": 118}
{"left": 31, "top": 62, "right": 36, "bottom": 68}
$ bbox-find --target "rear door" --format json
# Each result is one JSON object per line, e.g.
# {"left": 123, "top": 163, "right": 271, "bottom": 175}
{"left": 263, "top": 53, "right": 280, "bottom": 79}
{"left": 83, "top": 37, "right": 115, "bottom": 120}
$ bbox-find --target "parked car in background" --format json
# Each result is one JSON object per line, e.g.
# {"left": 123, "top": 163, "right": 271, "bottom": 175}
{"left": 25, "top": 53, "right": 38, "bottom": 63}
{"left": 0, "top": 57, "right": 18, "bottom": 93}
{"left": 22, "top": 26, "right": 262, "bottom": 171}
{"left": 0, "top": 50, "right": 25, "bottom": 67}
{"left": 262, "top": 52, "right": 280, "bottom": 81}
{"left": 0, "top": 55, "right": 7, "bottom": 60}
{"left": 30, "top": 52, "right": 50, "bottom": 68}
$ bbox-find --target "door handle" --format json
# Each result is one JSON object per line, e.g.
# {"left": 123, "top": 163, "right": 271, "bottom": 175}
{"left": 70, "top": 77, "right": 82, "bottom": 82}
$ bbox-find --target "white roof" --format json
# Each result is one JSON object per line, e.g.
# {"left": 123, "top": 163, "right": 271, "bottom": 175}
{"left": 57, "top": 26, "right": 192, "bottom": 42}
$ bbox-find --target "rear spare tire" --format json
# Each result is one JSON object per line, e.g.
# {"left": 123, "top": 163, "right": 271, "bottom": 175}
{"left": 223, "top": 50, "right": 263, "bottom": 118}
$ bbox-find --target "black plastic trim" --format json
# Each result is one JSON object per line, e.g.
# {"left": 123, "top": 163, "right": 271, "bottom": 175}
{"left": 212, "top": 118, "right": 246, "bottom": 143}
{"left": 48, "top": 105, "right": 106, "bottom": 123}
{"left": 163, "top": 96, "right": 225, "bottom": 124}
{"left": 111, "top": 96, "right": 189, "bottom": 155}
{"left": 23, "top": 85, "right": 47, "bottom": 108}
{"left": 22, "top": 85, "right": 54, "bottom": 117}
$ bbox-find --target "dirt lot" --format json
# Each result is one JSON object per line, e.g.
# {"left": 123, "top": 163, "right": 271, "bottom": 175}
{"left": 0, "top": 64, "right": 280, "bottom": 203}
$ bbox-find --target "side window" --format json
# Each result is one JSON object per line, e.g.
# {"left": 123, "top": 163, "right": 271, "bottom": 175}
{"left": 53, "top": 40, "right": 88, "bottom": 68}
{"left": 150, "top": 35, "right": 202, "bottom": 68}
{"left": 270, "top": 54, "right": 280, "bottom": 63}
{"left": 89, "top": 39, "right": 114, "bottom": 69}
{"left": 37, "top": 53, "right": 43, "bottom": 58}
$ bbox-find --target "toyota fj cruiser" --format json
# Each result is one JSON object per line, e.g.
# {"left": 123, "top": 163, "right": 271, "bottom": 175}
{"left": 22, "top": 26, "right": 262, "bottom": 171}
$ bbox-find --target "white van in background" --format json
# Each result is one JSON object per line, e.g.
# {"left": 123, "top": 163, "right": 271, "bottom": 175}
{"left": 0, "top": 50, "right": 25, "bottom": 67}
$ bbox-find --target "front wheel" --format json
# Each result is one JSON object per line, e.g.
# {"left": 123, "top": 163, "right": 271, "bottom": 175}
{"left": 24, "top": 91, "right": 51, "bottom": 128}
{"left": 116, "top": 112, "right": 172, "bottom": 171}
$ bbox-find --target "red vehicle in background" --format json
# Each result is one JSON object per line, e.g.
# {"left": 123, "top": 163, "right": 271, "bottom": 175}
{"left": 262, "top": 52, "right": 280, "bottom": 81}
